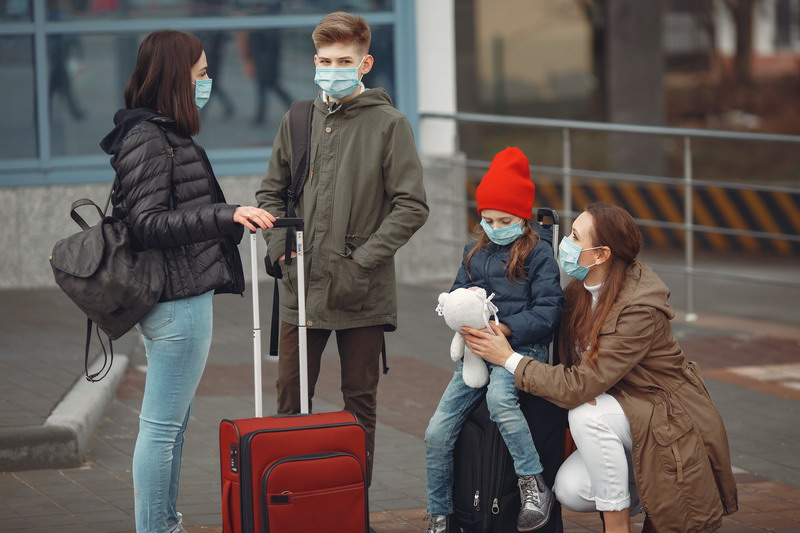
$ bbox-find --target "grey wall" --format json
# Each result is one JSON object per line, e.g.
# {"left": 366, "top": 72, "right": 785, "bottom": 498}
{"left": 2, "top": 158, "right": 466, "bottom": 290}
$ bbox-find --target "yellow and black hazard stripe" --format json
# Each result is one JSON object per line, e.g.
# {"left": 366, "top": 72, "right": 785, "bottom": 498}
{"left": 533, "top": 181, "right": 800, "bottom": 255}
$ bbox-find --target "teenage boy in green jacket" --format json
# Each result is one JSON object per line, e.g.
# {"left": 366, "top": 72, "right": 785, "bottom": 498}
{"left": 255, "top": 11, "right": 429, "bottom": 487}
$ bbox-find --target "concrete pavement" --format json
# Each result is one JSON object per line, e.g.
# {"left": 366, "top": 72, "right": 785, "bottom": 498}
{"left": 1, "top": 277, "right": 799, "bottom": 532}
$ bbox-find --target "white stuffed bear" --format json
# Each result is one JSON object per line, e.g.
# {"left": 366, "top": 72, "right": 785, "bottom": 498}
{"left": 435, "top": 287, "right": 500, "bottom": 388}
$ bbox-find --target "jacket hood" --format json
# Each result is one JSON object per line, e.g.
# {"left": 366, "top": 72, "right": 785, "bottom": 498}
{"left": 313, "top": 88, "right": 393, "bottom": 117}
{"left": 601, "top": 261, "right": 675, "bottom": 334}
{"left": 100, "top": 108, "right": 175, "bottom": 156}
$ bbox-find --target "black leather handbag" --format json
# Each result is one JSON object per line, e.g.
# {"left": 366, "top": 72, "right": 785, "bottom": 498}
{"left": 50, "top": 195, "right": 165, "bottom": 381}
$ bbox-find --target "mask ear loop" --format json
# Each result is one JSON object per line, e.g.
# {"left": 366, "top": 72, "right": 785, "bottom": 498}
{"left": 584, "top": 245, "right": 608, "bottom": 269}
{"left": 356, "top": 55, "right": 367, "bottom": 82}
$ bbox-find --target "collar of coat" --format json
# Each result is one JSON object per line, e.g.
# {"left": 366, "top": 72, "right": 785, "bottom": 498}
{"left": 313, "top": 87, "right": 393, "bottom": 118}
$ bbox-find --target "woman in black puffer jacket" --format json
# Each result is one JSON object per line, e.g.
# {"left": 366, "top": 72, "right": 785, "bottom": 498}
{"left": 99, "top": 30, "right": 275, "bottom": 533}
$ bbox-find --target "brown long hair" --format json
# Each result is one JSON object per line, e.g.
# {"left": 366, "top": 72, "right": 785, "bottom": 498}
{"left": 124, "top": 30, "right": 202, "bottom": 136}
{"left": 559, "top": 202, "right": 642, "bottom": 367}
{"left": 464, "top": 221, "right": 540, "bottom": 283}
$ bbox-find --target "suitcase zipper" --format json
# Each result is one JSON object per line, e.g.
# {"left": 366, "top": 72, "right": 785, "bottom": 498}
{"left": 487, "top": 426, "right": 507, "bottom": 523}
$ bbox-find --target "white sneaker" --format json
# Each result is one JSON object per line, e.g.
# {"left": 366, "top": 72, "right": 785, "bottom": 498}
{"left": 170, "top": 511, "right": 187, "bottom": 533}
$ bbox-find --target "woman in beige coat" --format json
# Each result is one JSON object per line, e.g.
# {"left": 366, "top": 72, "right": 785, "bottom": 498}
{"left": 463, "top": 202, "right": 738, "bottom": 533}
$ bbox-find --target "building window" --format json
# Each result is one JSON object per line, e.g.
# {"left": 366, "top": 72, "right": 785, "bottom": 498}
{"left": 0, "top": 0, "right": 410, "bottom": 187}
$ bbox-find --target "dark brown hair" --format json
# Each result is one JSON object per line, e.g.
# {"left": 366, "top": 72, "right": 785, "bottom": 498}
{"left": 465, "top": 221, "right": 540, "bottom": 283}
{"left": 559, "top": 202, "right": 643, "bottom": 367}
{"left": 312, "top": 12, "right": 371, "bottom": 55}
{"left": 124, "top": 30, "right": 202, "bottom": 136}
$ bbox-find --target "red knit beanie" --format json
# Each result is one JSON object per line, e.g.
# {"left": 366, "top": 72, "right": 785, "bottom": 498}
{"left": 476, "top": 147, "right": 535, "bottom": 219}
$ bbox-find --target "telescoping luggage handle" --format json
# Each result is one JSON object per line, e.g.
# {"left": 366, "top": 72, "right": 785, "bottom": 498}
{"left": 536, "top": 208, "right": 560, "bottom": 366}
{"left": 250, "top": 217, "right": 308, "bottom": 418}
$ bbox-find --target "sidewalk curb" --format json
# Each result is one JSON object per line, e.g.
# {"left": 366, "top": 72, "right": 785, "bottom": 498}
{"left": 0, "top": 354, "right": 129, "bottom": 472}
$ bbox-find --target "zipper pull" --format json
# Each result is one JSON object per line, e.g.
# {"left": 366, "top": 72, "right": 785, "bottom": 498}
{"left": 229, "top": 444, "right": 239, "bottom": 473}
{"left": 492, "top": 498, "right": 500, "bottom": 515}
{"left": 473, "top": 490, "right": 480, "bottom": 511}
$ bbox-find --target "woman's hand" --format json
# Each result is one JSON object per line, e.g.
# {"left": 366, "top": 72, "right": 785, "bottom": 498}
{"left": 462, "top": 324, "right": 515, "bottom": 366}
{"left": 233, "top": 206, "right": 276, "bottom": 232}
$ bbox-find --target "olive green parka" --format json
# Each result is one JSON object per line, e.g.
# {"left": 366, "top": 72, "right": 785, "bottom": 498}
{"left": 256, "top": 89, "right": 429, "bottom": 330}
{"left": 514, "top": 261, "right": 738, "bottom": 532}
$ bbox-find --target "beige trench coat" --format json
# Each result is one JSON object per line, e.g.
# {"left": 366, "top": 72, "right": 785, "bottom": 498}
{"left": 515, "top": 261, "right": 738, "bottom": 532}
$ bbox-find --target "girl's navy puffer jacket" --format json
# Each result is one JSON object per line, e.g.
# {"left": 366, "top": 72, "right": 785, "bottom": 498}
{"left": 450, "top": 225, "right": 563, "bottom": 349}
{"left": 100, "top": 108, "right": 245, "bottom": 302}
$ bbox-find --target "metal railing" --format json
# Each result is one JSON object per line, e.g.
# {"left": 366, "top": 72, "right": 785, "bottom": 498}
{"left": 421, "top": 111, "right": 800, "bottom": 321}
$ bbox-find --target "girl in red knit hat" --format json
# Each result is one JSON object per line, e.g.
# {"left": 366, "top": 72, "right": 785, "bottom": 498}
{"left": 424, "top": 147, "right": 564, "bottom": 533}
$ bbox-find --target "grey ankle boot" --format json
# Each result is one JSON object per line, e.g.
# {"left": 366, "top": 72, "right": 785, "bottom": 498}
{"left": 517, "top": 473, "right": 555, "bottom": 531}
{"left": 425, "top": 513, "right": 456, "bottom": 533}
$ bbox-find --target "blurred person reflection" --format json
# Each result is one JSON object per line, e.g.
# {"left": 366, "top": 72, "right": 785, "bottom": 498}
{"left": 361, "top": 1, "right": 394, "bottom": 97}
{"left": 47, "top": 0, "right": 86, "bottom": 120}
{"left": 244, "top": 1, "right": 292, "bottom": 125}
{"left": 3, "top": 0, "right": 30, "bottom": 20}
{"left": 193, "top": 0, "right": 236, "bottom": 120}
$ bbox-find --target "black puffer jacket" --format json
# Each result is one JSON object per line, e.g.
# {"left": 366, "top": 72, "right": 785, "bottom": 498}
{"left": 100, "top": 108, "right": 244, "bottom": 302}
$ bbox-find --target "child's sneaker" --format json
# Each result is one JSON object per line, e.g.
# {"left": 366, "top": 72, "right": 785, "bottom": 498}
{"left": 517, "top": 473, "right": 554, "bottom": 531}
{"left": 424, "top": 513, "right": 458, "bottom": 533}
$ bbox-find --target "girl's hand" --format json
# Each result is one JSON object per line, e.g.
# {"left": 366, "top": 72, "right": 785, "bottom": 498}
{"left": 494, "top": 322, "right": 512, "bottom": 337}
{"left": 234, "top": 206, "right": 276, "bottom": 232}
{"left": 462, "top": 324, "right": 515, "bottom": 366}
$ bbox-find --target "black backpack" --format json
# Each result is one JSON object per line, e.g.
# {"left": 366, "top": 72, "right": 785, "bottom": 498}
{"left": 50, "top": 194, "right": 165, "bottom": 381}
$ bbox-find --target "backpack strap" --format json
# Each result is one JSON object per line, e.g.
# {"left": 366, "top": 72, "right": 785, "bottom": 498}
{"left": 85, "top": 318, "right": 113, "bottom": 382}
{"left": 269, "top": 100, "right": 314, "bottom": 357}
{"left": 286, "top": 99, "right": 314, "bottom": 218}
{"left": 282, "top": 99, "right": 314, "bottom": 267}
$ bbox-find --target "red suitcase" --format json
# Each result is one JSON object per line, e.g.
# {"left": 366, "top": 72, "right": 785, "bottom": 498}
{"left": 219, "top": 219, "right": 368, "bottom": 533}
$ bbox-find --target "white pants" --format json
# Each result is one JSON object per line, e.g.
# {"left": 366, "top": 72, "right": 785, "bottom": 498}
{"left": 553, "top": 393, "right": 641, "bottom": 514}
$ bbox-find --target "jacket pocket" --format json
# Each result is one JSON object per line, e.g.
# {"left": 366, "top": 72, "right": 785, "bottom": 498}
{"left": 651, "top": 400, "right": 702, "bottom": 484}
{"left": 327, "top": 254, "right": 372, "bottom": 312}
{"left": 278, "top": 260, "right": 299, "bottom": 312}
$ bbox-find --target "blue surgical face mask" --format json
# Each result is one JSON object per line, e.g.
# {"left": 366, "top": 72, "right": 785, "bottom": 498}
{"left": 314, "top": 56, "right": 365, "bottom": 99}
{"left": 480, "top": 219, "right": 525, "bottom": 246}
{"left": 558, "top": 237, "right": 603, "bottom": 280}
{"left": 194, "top": 78, "right": 212, "bottom": 109}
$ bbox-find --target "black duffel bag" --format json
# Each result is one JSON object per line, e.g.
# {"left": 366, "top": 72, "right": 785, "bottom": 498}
{"left": 50, "top": 197, "right": 164, "bottom": 381}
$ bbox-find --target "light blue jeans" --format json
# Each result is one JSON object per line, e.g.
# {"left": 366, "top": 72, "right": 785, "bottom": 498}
{"left": 425, "top": 345, "right": 548, "bottom": 515}
{"left": 133, "top": 291, "right": 213, "bottom": 533}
